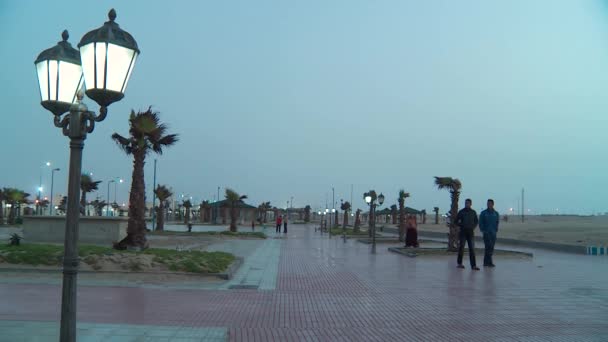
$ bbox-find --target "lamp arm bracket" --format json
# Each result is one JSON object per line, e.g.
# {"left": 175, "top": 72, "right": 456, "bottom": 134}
{"left": 82, "top": 106, "right": 108, "bottom": 134}
{"left": 54, "top": 115, "right": 70, "bottom": 136}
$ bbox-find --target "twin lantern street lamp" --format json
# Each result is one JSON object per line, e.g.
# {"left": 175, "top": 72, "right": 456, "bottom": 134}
{"left": 34, "top": 9, "right": 139, "bottom": 342}
{"left": 364, "top": 191, "right": 384, "bottom": 254}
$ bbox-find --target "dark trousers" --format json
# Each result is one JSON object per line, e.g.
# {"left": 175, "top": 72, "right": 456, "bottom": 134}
{"left": 457, "top": 229, "right": 476, "bottom": 267}
{"left": 283, "top": 222, "right": 287, "bottom": 233}
{"left": 276, "top": 224, "right": 281, "bottom": 233}
{"left": 483, "top": 232, "right": 496, "bottom": 265}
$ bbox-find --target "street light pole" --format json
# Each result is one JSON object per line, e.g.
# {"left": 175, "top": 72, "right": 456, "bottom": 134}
{"left": 365, "top": 191, "right": 384, "bottom": 254}
{"left": 49, "top": 168, "right": 60, "bottom": 215}
{"left": 106, "top": 180, "right": 115, "bottom": 216}
{"left": 34, "top": 9, "right": 140, "bottom": 342}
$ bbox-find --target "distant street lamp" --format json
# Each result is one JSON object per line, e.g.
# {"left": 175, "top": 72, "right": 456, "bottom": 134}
{"left": 106, "top": 179, "right": 115, "bottom": 216}
{"left": 49, "top": 168, "right": 60, "bottom": 215}
{"left": 34, "top": 9, "right": 139, "bottom": 342}
{"left": 364, "top": 191, "right": 384, "bottom": 254}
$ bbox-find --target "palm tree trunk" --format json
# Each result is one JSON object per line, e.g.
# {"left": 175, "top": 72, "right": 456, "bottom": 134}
{"left": 185, "top": 207, "right": 190, "bottom": 224}
{"left": 435, "top": 212, "right": 439, "bottom": 224}
{"left": 399, "top": 202, "right": 405, "bottom": 243}
{"left": 230, "top": 205, "right": 237, "bottom": 232}
{"left": 448, "top": 191, "right": 460, "bottom": 252}
{"left": 342, "top": 211, "right": 348, "bottom": 228}
{"left": 115, "top": 151, "right": 148, "bottom": 250}
{"left": 80, "top": 192, "right": 87, "bottom": 216}
{"left": 0, "top": 200, "right": 4, "bottom": 224}
{"left": 156, "top": 202, "right": 165, "bottom": 231}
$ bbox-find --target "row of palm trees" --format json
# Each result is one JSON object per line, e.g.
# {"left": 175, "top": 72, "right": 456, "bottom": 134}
{"left": 0, "top": 188, "right": 30, "bottom": 225}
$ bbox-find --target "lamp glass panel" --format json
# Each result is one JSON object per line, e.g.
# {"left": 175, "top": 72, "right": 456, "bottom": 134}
{"left": 122, "top": 50, "right": 137, "bottom": 92}
{"left": 365, "top": 196, "right": 372, "bottom": 203}
{"left": 57, "top": 61, "right": 83, "bottom": 103}
{"left": 106, "top": 44, "right": 136, "bottom": 93}
{"left": 80, "top": 43, "right": 96, "bottom": 91}
{"left": 95, "top": 42, "right": 107, "bottom": 88}
{"left": 48, "top": 60, "right": 58, "bottom": 101}
{"left": 36, "top": 61, "right": 49, "bottom": 101}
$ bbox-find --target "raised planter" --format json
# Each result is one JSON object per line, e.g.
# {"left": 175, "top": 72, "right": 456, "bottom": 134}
{"left": 22, "top": 215, "right": 127, "bottom": 245}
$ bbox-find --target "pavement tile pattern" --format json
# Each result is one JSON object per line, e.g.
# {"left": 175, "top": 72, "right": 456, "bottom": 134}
{"left": 0, "top": 225, "right": 607, "bottom": 341}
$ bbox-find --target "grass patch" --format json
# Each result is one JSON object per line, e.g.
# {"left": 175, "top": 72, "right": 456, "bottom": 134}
{"left": 329, "top": 228, "right": 372, "bottom": 236}
{"left": 0, "top": 243, "right": 236, "bottom": 273}
{"left": 149, "top": 230, "right": 267, "bottom": 239}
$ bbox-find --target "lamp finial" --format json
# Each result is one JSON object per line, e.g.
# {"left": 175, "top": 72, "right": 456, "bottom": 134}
{"left": 108, "top": 8, "right": 117, "bottom": 22}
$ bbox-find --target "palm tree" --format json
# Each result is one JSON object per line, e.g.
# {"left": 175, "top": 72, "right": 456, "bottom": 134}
{"left": 80, "top": 174, "right": 101, "bottom": 216}
{"left": 390, "top": 204, "right": 397, "bottom": 224}
{"left": 154, "top": 185, "right": 172, "bottom": 231}
{"left": 421, "top": 209, "right": 427, "bottom": 224}
{"left": 4, "top": 188, "right": 30, "bottom": 224}
{"left": 354, "top": 209, "right": 362, "bottom": 232}
{"left": 90, "top": 199, "right": 107, "bottom": 216}
{"left": 340, "top": 201, "right": 351, "bottom": 228}
{"left": 433, "top": 207, "right": 440, "bottom": 224}
{"left": 225, "top": 188, "right": 247, "bottom": 232}
{"left": 398, "top": 190, "right": 410, "bottom": 242}
{"left": 199, "top": 200, "right": 211, "bottom": 223}
{"left": 35, "top": 196, "right": 50, "bottom": 214}
{"left": 262, "top": 202, "right": 271, "bottom": 223}
{"left": 111, "top": 108, "right": 179, "bottom": 250}
{"left": 58, "top": 196, "right": 67, "bottom": 215}
{"left": 0, "top": 188, "right": 5, "bottom": 224}
{"left": 434, "top": 176, "right": 462, "bottom": 251}
{"left": 183, "top": 199, "right": 192, "bottom": 225}
{"left": 304, "top": 205, "right": 311, "bottom": 222}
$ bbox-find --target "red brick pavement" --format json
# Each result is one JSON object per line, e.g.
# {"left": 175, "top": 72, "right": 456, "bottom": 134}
{"left": 1, "top": 226, "right": 607, "bottom": 341}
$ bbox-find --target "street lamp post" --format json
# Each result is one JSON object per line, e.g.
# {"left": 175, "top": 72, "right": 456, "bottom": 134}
{"left": 364, "top": 191, "right": 384, "bottom": 254}
{"left": 49, "top": 168, "right": 60, "bottom": 215}
{"left": 106, "top": 179, "right": 115, "bottom": 216}
{"left": 115, "top": 178, "right": 122, "bottom": 203}
{"left": 38, "top": 162, "right": 51, "bottom": 214}
{"left": 34, "top": 9, "right": 139, "bottom": 342}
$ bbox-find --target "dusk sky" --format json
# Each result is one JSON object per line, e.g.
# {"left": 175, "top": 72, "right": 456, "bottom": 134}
{"left": 2, "top": 0, "right": 608, "bottom": 215}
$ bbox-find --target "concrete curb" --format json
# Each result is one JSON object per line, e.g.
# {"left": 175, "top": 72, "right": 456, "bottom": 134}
{"left": 381, "top": 227, "right": 588, "bottom": 255}
{"left": 388, "top": 246, "right": 533, "bottom": 258}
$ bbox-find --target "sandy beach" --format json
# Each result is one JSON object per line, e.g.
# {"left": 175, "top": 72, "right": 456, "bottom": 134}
{"left": 413, "top": 215, "right": 608, "bottom": 246}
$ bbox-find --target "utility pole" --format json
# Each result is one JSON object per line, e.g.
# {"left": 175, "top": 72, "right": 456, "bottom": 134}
{"left": 521, "top": 188, "right": 525, "bottom": 223}
{"left": 216, "top": 186, "right": 220, "bottom": 224}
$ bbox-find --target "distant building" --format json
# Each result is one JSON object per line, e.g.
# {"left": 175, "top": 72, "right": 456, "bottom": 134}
{"left": 200, "top": 199, "right": 257, "bottom": 225}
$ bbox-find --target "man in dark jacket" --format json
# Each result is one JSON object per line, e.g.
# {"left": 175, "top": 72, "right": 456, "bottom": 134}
{"left": 479, "top": 199, "right": 500, "bottom": 267}
{"left": 455, "top": 198, "right": 479, "bottom": 270}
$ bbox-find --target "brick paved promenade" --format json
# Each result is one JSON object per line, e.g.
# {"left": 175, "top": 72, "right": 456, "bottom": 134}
{"left": 0, "top": 225, "right": 607, "bottom": 341}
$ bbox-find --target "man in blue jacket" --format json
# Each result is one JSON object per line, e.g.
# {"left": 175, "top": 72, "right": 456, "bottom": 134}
{"left": 479, "top": 199, "right": 500, "bottom": 267}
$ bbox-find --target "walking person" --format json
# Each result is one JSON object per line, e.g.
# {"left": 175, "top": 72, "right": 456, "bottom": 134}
{"left": 456, "top": 198, "right": 480, "bottom": 270}
{"left": 276, "top": 215, "right": 283, "bottom": 234}
{"left": 479, "top": 199, "right": 499, "bottom": 267}
{"left": 283, "top": 215, "right": 288, "bottom": 234}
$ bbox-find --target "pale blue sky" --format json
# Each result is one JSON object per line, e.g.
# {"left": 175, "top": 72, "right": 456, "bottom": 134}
{"left": 1, "top": 0, "right": 608, "bottom": 214}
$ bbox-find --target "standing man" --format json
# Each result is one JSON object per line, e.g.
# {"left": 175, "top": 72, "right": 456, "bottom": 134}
{"left": 283, "top": 215, "right": 288, "bottom": 234}
{"left": 456, "top": 198, "right": 480, "bottom": 270}
{"left": 276, "top": 215, "right": 283, "bottom": 234}
{"left": 479, "top": 199, "right": 499, "bottom": 267}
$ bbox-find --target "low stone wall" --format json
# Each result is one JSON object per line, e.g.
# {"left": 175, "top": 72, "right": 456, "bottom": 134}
{"left": 22, "top": 216, "right": 128, "bottom": 245}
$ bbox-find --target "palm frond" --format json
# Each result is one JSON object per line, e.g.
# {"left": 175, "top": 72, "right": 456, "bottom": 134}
{"left": 111, "top": 133, "right": 133, "bottom": 155}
